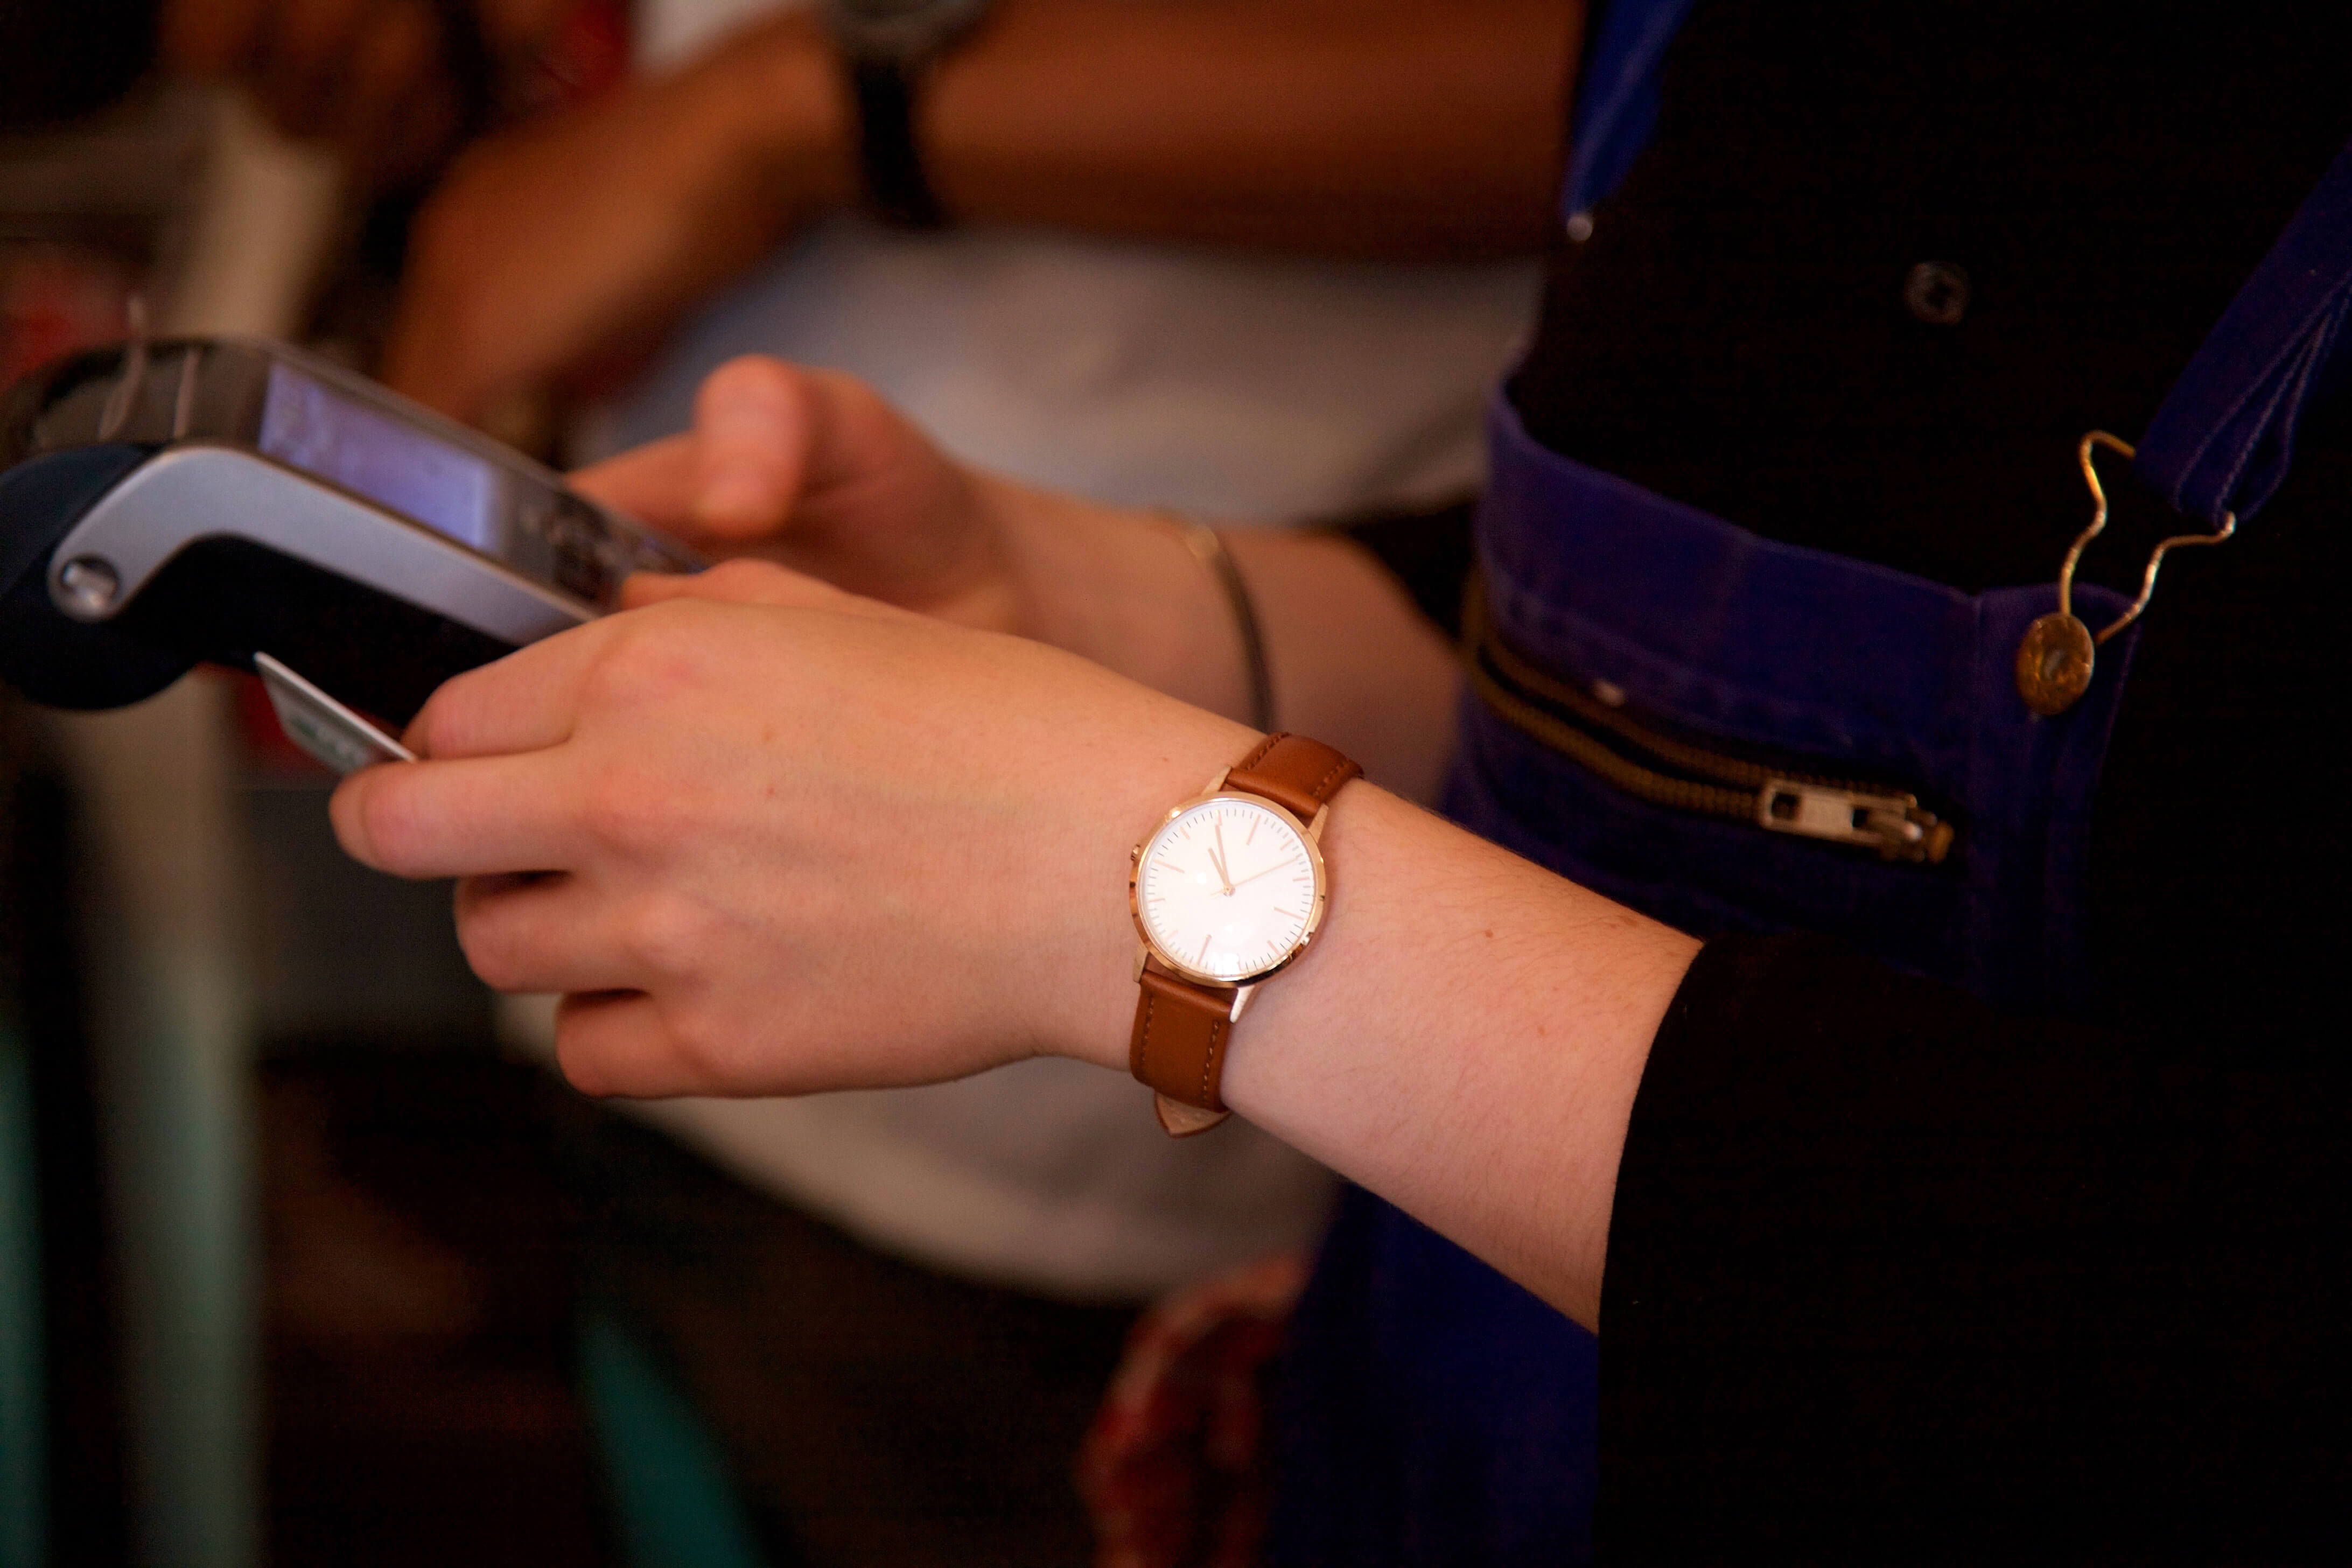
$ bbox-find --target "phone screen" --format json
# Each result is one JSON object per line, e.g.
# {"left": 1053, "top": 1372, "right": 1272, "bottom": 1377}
{"left": 258, "top": 362, "right": 500, "bottom": 552}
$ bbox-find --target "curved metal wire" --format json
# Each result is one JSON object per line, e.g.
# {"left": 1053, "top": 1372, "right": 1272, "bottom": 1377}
{"left": 2061, "top": 430, "right": 2237, "bottom": 645}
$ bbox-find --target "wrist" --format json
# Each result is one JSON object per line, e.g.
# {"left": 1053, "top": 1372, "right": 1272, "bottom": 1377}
{"left": 984, "top": 475, "right": 1256, "bottom": 722}
{"left": 1035, "top": 699, "right": 1259, "bottom": 1075}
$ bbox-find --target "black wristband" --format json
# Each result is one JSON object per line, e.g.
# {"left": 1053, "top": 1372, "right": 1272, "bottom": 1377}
{"left": 849, "top": 58, "right": 945, "bottom": 229}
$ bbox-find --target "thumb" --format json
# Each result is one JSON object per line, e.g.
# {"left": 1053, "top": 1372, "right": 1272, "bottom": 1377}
{"left": 690, "top": 355, "right": 814, "bottom": 544}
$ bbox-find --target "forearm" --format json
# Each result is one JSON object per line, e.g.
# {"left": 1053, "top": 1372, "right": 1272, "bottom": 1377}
{"left": 927, "top": 0, "right": 1578, "bottom": 258}
{"left": 1230, "top": 786, "right": 1696, "bottom": 1328}
{"left": 985, "top": 474, "right": 1462, "bottom": 800}
{"left": 714, "top": 0, "right": 1578, "bottom": 260}
{"left": 921, "top": 479, "right": 1667, "bottom": 1314}
{"left": 1048, "top": 762, "right": 1697, "bottom": 1328}
{"left": 571, "top": 360, "right": 1462, "bottom": 792}
{"left": 972, "top": 473, "right": 1684, "bottom": 1325}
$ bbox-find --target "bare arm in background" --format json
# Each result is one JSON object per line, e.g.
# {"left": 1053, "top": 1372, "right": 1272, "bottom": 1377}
{"left": 921, "top": 0, "right": 1578, "bottom": 258}
{"left": 368, "top": 0, "right": 1580, "bottom": 421}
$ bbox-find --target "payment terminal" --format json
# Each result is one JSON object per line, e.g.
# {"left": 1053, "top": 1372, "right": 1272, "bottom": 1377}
{"left": 0, "top": 335, "right": 701, "bottom": 757}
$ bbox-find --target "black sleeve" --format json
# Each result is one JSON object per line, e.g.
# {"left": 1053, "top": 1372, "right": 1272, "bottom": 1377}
{"left": 1597, "top": 933, "right": 2348, "bottom": 1563}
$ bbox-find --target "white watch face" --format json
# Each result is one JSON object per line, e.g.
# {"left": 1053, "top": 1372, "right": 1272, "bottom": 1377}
{"left": 1135, "top": 795, "right": 1322, "bottom": 984}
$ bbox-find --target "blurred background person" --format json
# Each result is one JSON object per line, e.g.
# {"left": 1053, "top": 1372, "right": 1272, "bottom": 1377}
{"left": 157, "top": 0, "right": 621, "bottom": 188}
{"left": 149, "top": 3, "right": 1578, "bottom": 1564}
{"left": 384, "top": 0, "right": 1563, "bottom": 524}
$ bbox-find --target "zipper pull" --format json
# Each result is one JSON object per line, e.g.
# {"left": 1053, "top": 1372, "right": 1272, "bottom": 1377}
{"left": 1757, "top": 780, "right": 1953, "bottom": 864}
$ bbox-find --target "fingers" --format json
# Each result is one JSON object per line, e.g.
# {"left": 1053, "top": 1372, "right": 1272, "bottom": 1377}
{"left": 452, "top": 872, "right": 652, "bottom": 994}
{"left": 618, "top": 558, "right": 847, "bottom": 611}
{"left": 269, "top": 0, "right": 380, "bottom": 86}
{"left": 331, "top": 751, "right": 584, "bottom": 878}
{"left": 167, "top": 0, "right": 458, "bottom": 168}
{"left": 619, "top": 567, "right": 918, "bottom": 639}
{"left": 160, "top": 0, "right": 271, "bottom": 72}
{"left": 338, "top": 0, "right": 440, "bottom": 146}
{"left": 567, "top": 356, "right": 816, "bottom": 554}
{"left": 254, "top": 0, "right": 403, "bottom": 137}
{"left": 574, "top": 355, "right": 965, "bottom": 593}
{"left": 474, "top": 0, "right": 577, "bottom": 53}
{"left": 402, "top": 617, "right": 627, "bottom": 760}
{"left": 570, "top": 433, "right": 697, "bottom": 528}
{"left": 551, "top": 990, "right": 687, "bottom": 1098}
{"left": 569, "top": 358, "right": 821, "bottom": 548}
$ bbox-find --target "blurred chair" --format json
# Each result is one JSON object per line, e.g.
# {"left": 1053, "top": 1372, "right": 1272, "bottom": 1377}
{"left": 577, "top": 1306, "right": 779, "bottom": 1568}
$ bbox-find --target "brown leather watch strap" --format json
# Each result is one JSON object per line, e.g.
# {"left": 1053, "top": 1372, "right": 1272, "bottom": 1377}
{"left": 1128, "top": 733, "right": 1362, "bottom": 1137}
{"left": 1130, "top": 958, "right": 1236, "bottom": 1133}
{"left": 1224, "top": 732, "right": 1362, "bottom": 823}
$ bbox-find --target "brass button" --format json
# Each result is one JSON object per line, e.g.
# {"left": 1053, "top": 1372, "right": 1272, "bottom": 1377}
{"left": 2015, "top": 611, "right": 2095, "bottom": 715}
{"left": 1904, "top": 261, "right": 1971, "bottom": 325}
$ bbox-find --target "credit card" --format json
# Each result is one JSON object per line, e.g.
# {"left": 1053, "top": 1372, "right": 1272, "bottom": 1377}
{"left": 254, "top": 652, "right": 416, "bottom": 774}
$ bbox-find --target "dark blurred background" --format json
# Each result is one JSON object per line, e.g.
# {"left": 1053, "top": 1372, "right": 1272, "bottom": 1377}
{"left": 0, "top": 2, "right": 166, "bottom": 135}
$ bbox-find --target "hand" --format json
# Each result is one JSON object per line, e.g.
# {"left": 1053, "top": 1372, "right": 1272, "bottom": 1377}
{"left": 570, "top": 354, "right": 1263, "bottom": 722}
{"left": 569, "top": 353, "right": 1459, "bottom": 780}
{"left": 570, "top": 355, "right": 1027, "bottom": 634}
{"left": 330, "top": 559, "right": 1255, "bottom": 1098}
{"left": 381, "top": 10, "right": 854, "bottom": 423}
{"left": 160, "top": 0, "right": 577, "bottom": 183}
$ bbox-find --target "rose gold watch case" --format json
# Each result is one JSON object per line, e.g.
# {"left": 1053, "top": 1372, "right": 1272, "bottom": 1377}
{"left": 1126, "top": 767, "right": 1331, "bottom": 992}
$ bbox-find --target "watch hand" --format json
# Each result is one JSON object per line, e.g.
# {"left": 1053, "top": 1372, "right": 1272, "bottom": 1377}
{"left": 1211, "top": 824, "right": 1236, "bottom": 894}
{"left": 1227, "top": 861, "right": 1293, "bottom": 891}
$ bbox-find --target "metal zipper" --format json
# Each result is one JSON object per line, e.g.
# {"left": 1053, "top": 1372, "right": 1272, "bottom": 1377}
{"left": 1465, "top": 580, "right": 1956, "bottom": 865}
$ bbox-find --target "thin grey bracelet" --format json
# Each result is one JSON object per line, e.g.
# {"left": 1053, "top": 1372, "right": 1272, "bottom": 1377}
{"left": 1179, "top": 522, "right": 1275, "bottom": 734}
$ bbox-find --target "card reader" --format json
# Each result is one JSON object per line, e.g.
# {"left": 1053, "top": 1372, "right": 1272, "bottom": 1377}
{"left": 0, "top": 335, "right": 701, "bottom": 730}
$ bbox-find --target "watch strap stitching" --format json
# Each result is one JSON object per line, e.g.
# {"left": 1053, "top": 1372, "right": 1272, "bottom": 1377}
{"left": 1200, "top": 1011, "right": 1227, "bottom": 1107}
{"left": 1237, "top": 731, "right": 1282, "bottom": 772}
{"left": 1131, "top": 964, "right": 1233, "bottom": 1112}
{"left": 1133, "top": 989, "right": 1155, "bottom": 1086}
{"left": 1225, "top": 734, "right": 1362, "bottom": 821}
